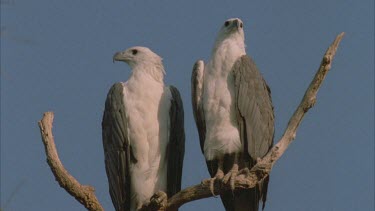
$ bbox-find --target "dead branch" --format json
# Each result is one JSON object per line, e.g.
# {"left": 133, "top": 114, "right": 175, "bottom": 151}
{"left": 38, "top": 112, "right": 104, "bottom": 211}
{"left": 38, "top": 32, "right": 344, "bottom": 211}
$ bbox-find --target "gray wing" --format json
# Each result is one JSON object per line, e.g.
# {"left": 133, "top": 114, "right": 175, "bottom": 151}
{"left": 191, "top": 60, "right": 206, "bottom": 154}
{"left": 233, "top": 55, "right": 274, "bottom": 209}
{"left": 233, "top": 55, "right": 274, "bottom": 161}
{"left": 166, "top": 86, "right": 185, "bottom": 198}
{"left": 191, "top": 61, "right": 218, "bottom": 177}
{"left": 102, "top": 83, "right": 131, "bottom": 211}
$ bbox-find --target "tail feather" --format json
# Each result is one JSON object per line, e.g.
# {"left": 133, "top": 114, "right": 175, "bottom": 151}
{"left": 220, "top": 176, "right": 270, "bottom": 211}
{"left": 261, "top": 176, "right": 270, "bottom": 210}
{"left": 220, "top": 187, "right": 259, "bottom": 211}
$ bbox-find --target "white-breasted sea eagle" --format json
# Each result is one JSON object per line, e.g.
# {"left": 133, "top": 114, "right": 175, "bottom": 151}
{"left": 191, "top": 18, "right": 274, "bottom": 211}
{"left": 102, "top": 46, "right": 185, "bottom": 211}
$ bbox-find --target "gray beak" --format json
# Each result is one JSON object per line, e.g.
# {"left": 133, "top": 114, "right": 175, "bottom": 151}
{"left": 113, "top": 51, "right": 128, "bottom": 63}
{"left": 233, "top": 19, "right": 243, "bottom": 29}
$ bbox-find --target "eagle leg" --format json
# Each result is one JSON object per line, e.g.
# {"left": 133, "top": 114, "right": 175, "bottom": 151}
{"left": 209, "top": 158, "right": 224, "bottom": 196}
{"left": 222, "top": 153, "right": 239, "bottom": 191}
{"left": 148, "top": 191, "right": 168, "bottom": 209}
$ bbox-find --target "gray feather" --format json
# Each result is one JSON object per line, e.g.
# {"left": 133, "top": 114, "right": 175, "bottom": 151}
{"left": 233, "top": 55, "right": 274, "bottom": 160}
{"left": 233, "top": 55, "right": 275, "bottom": 210}
{"left": 102, "top": 83, "right": 131, "bottom": 211}
{"left": 191, "top": 60, "right": 207, "bottom": 155}
{"left": 167, "top": 86, "right": 185, "bottom": 199}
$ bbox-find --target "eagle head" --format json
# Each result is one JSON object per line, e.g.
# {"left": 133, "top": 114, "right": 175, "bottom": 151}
{"left": 113, "top": 46, "right": 166, "bottom": 82}
{"left": 113, "top": 47, "right": 163, "bottom": 69}
{"left": 215, "top": 18, "right": 245, "bottom": 45}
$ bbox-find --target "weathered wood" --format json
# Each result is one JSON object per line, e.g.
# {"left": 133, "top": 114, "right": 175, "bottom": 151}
{"left": 38, "top": 112, "right": 104, "bottom": 211}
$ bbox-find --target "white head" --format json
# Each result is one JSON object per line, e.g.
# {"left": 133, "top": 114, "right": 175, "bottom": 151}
{"left": 113, "top": 46, "right": 165, "bottom": 82}
{"left": 214, "top": 18, "right": 245, "bottom": 47}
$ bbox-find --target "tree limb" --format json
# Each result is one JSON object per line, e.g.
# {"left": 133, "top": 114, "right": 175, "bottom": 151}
{"left": 143, "top": 32, "right": 345, "bottom": 210}
{"left": 38, "top": 112, "right": 104, "bottom": 211}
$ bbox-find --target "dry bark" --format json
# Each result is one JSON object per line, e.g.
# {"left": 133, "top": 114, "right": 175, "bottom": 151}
{"left": 38, "top": 112, "right": 104, "bottom": 211}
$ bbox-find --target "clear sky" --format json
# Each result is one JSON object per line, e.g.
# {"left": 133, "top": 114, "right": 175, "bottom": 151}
{"left": 1, "top": 0, "right": 374, "bottom": 210}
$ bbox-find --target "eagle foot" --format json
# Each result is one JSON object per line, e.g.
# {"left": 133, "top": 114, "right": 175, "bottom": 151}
{"left": 148, "top": 191, "right": 167, "bottom": 209}
{"left": 205, "top": 170, "right": 224, "bottom": 197}
{"left": 222, "top": 165, "right": 239, "bottom": 191}
{"left": 238, "top": 167, "right": 250, "bottom": 175}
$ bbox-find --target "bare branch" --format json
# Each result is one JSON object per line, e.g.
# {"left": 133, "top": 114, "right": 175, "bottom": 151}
{"left": 38, "top": 32, "right": 344, "bottom": 211}
{"left": 38, "top": 112, "right": 104, "bottom": 211}
{"left": 263, "top": 32, "right": 345, "bottom": 164}
{"left": 145, "top": 32, "right": 345, "bottom": 210}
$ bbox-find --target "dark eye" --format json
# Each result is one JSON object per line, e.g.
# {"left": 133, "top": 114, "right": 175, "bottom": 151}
{"left": 239, "top": 22, "right": 243, "bottom": 28}
{"left": 224, "top": 21, "right": 230, "bottom": 27}
{"left": 131, "top": 49, "right": 138, "bottom": 55}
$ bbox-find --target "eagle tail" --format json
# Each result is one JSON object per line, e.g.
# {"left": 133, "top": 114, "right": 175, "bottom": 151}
{"left": 220, "top": 176, "right": 269, "bottom": 211}
{"left": 261, "top": 175, "right": 270, "bottom": 210}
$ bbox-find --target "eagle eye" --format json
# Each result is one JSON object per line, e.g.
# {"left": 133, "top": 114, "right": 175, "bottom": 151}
{"left": 240, "top": 22, "right": 243, "bottom": 28}
{"left": 131, "top": 49, "right": 138, "bottom": 55}
{"left": 224, "top": 21, "right": 230, "bottom": 27}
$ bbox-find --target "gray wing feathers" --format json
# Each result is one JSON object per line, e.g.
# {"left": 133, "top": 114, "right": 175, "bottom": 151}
{"left": 191, "top": 60, "right": 206, "bottom": 153}
{"left": 233, "top": 56, "right": 274, "bottom": 210}
{"left": 102, "top": 83, "right": 131, "bottom": 211}
{"left": 167, "top": 86, "right": 185, "bottom": 198}
{"left": 233, "top": 55, "right": 274, "bottom": 160}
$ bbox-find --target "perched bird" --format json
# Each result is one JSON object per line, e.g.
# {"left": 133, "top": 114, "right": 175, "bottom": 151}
{"left": 191, "top": 18, "right": 274, "bottom": 211}
{"left": 102, "top": 46, "right": 185, "bottom": 211}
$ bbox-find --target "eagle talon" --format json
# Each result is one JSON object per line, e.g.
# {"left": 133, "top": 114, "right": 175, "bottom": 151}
{"left": 149, "top": 191, "right": 167, "bottom": 207}
{"left": 209, "top": 178, "right": 217, "bottom": 197}
{"left": 238, "top": 167, "right": 250, "bottom": 175}
{"left": 207, "top": 168, "right": 224, "bottom": 197}
{"left": 222, "top": 168, "right": 239, "bottom": 191}
{"left": 222, "top": 154, "right": 239, "bottom": 191}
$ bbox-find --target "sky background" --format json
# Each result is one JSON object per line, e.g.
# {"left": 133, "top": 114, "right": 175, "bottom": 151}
{"left": 1, "top": 0, "right": 374, "bottom": 210}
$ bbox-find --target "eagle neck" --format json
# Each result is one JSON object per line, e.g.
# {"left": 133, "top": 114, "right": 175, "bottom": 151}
{"left": 212, "top": 34, "right": 245, "bottom": 56}
{"left": 131, "top": 63, "right": 165, "bottom": 84}
{"left": 210, "top": 37, "right": 246, "bottom": 72}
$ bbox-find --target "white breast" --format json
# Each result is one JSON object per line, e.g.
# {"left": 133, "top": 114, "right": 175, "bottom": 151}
{"left": 123, "top": 71, "right": 171, "bottom": 210}
{"left": 203, "top": 39, "right": 246, "bottom": 161}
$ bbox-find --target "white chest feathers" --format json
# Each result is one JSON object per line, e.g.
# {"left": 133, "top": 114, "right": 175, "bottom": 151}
{"left": 123, "top": 71, "right": 171, "bottom": 210}
{"left": 202, "top": 38, "right": 246, "bottom": 161}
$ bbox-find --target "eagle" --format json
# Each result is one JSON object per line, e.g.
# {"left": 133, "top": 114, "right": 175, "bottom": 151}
{"left": 191, "top": 18, "right": 274, "bottom": 210}
{"left": 102, "top": 46, "right": 185, "bottom": 211}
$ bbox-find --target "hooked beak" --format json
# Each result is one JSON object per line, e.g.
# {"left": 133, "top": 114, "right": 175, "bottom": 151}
{"left": 233, "top": 19, "right": 243, "bottom": 30}
{"left": 113, "top": 51, "right": 129, "bottom": 63}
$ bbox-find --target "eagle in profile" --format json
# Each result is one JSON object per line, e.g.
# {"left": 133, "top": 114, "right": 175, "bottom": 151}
{"left": 191, "top": 18, "right": 274, "bottom": 211}
{"left": 102, "top": 46, "right": 185, "bottom": 211}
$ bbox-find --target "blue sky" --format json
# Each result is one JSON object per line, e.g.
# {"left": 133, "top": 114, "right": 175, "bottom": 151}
{"left": 1, "top": 0, "right": 374, "bottom": 210}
